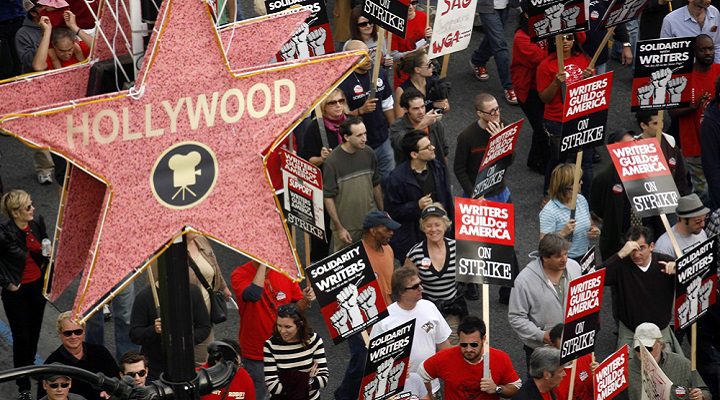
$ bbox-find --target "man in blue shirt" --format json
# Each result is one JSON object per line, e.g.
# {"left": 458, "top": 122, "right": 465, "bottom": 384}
{"left": 661, "top": 0, "right": 720, "bottom": 62}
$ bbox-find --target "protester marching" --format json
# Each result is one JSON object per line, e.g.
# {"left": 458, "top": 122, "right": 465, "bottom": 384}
{"left": 2, "top": 0, "right": 720, "bottom": 400}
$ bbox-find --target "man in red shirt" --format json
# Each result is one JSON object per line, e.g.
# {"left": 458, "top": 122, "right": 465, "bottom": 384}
{"left": 669, "top": 34, "right": 720, "bottom": 203}
{"left": 417, "top": 316, "right": 521, "bottom": 400}
{"left": 230, "top": 261, "right": 314, "bottom": 400}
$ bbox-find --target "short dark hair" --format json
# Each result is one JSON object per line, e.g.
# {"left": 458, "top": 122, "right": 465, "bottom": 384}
{"left": 549, "top": 323, "right": 564, "bottom": 344}
{"left": 119, "top": 351, "right": 147, "bottom": 371}
{"left": 51, "top": 27, "right": 77, "bottom": 47}
{"left": 458, "top": 316, "right": 487, "bottom": 337}
{"left": 538, "top": 233, "right": 570, "bottom": 259}
{"left": 400, "top": 87, "right": 425, "bottom": 109}
{"left": 340, "top": 116, "right": 364, "bottom": 139}
{"left": 635, "top": 110, "right": 658, "bottom": 127}
{"left": 625, "top": 225, "right": 653, "bottom": 243}
{"left": 391, "top": 266, "right": 419, "bottom": 301}
{"left": 401, "top": 130, "right": 427, "bottom": 158}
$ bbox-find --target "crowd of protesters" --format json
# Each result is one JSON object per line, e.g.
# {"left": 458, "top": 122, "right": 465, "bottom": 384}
{"left": 2, "top": 0, "right": 720, "bottom": 399}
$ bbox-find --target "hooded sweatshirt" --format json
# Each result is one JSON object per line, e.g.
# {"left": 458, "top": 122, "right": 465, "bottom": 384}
{"left": 508, "top": 251, "right": 581, "bottom": 348}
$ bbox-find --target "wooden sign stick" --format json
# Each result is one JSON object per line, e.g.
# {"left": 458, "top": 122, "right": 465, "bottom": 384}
{"left": 369, "top": 28, "right": 386, "bottom": 99}
{"left": 146, "top": 267, "right": 160, "bottom": 309}
{"left": 567, "top": 359, "right": 578, "bottom": 400}
{"left": 483, "top": 283, "right": 491, "bottom": 377}
{"left": 655, "top": 110, "right": 665, "bottom": 141}
{"left": 439, "top": 55, "right": 451, "bottom": 79}
{"left": 569, "top": 151, "right": 583, "bottom": 218}
{"left": 588, "top": 27, "right": 616, "bottom": 69}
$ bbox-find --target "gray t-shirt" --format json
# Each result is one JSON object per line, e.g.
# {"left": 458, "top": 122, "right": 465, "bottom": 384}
{"left": 654, "top": 225, "right": 708, "bottom": 257}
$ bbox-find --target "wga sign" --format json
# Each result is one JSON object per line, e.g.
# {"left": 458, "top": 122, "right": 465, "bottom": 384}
{"left": 151, "top": 142, "right": 218, "bottom": 209}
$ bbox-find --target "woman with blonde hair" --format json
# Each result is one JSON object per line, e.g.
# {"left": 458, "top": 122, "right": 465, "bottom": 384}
{"left": 539, "top": 164, "right": 600, "bottom": 261}
{"left": 404, "top": 203, "right": 465, "bottom": 344}
{"left": 0, "top": 189, "right": 50, "bottom": 399}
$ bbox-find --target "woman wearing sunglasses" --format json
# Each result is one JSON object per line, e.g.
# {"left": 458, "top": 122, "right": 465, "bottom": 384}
{"left": 0, "top": 189, "right": 50, "bottom": 400}
{"left": 299, "top": 88, "right": 350, "bottom": 262}
{"left": 347, "top": 6, "right": 394, "bottom": 69}
{"left": 536, "top": 32, "right": 594, "bottom": 195}
{"left": 40, "top": 374, "right": 84, "bottom": 400}
{"left": 263, "top": 304, "right": 328, "bottom": 400}
{"left": 394, "top": 50, "right": 450, "bottom": 118}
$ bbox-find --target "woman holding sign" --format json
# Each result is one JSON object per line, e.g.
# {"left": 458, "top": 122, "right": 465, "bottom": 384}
{"left": 404, "top": 203, "right": 467, "bottom": 344}
{"left": 539, "top": 164, "right": 600, "bottom": 261}
{"left": 264, "top": 303, "right": 328, "bottom": 400}
{"left": 347, "top": 7, "right": 394, "bottom": 69}
{"left": 536, "top": 33, "right": 593, "bottom": 194}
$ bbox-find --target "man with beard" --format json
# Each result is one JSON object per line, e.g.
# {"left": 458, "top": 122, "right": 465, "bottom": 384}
{"left": 417, "top": 316, "right": 521, "bottom": 400}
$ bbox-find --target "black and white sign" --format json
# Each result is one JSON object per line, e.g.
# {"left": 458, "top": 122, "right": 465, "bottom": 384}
{"left": 526, "top": 0, "right": 590, "bottom": 41}
{"left": 472, "top": 119, "right": 522, "bottom": 198}
{"left": 632, "top": 37, "right": 695, "bottom": 111}
{"left": 674, "top": 235, "right": 718, "bottom": 330}
{"left": 307, "top": 242, "right": 389, "bottom": 344}
{"left": 360, "top": 319, "right": 415, "bottom": 400}
{"left": 362, "top": 0, "right": 410, "bottom": 37}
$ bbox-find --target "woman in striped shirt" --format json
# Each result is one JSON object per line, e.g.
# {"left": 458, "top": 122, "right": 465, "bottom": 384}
{"left": 263, "top": 303, "right": 328, "bottom": 400}
{"left": 404, "top": 203, "right": 467, "bottom": 344}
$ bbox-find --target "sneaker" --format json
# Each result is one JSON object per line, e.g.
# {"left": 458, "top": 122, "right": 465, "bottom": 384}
{"left": 37, "top": 172, "right": 52, "bottom": 185}
{"left": 504, "top": 88, "right": 519, "bottom": 105}
{"left": 470, "top": 61, "right": 490, "bottom": 81}
{"left": 18, "top": 390, "right": 32, "bottom": 400}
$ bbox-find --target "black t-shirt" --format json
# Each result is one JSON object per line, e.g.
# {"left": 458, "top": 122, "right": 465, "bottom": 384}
{"left": 337, "top": 69, "right": 393, "bottom": 148}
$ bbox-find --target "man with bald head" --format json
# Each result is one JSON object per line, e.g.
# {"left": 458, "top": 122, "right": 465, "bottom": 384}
{"left": 339, "top": 40, "right": 396, "bottom": 179}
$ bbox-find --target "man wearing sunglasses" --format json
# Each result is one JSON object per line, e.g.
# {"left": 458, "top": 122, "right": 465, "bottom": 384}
{"left": 40, "top": 373, "right": 83, "bottom": 400}
{"left": 40, "top": 312, "right": 119, "bottom": 400}
{"left": 119, "top": 351, "right": 149, "bottom": 387}
{"left": 371, "top": 267, "right": 451, "bottom": 397}
{"left": 417, "top": 316, "right": 521, "bottom": 400}
{"left": 627, "top": 323, "right": 710, "bottom": 400}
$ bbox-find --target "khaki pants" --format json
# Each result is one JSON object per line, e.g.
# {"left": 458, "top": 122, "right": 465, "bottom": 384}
{"left": 33, "top": 150, "right": 54, "bottom": 175}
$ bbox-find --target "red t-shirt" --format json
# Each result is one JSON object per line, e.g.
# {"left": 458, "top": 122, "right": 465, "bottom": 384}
{"left": 21, "top": 226, "right": 42, "bottom": 284}
{"left": 46, "top": 41, "right": 90, "bottom": 70}
{"left": 199, "top": 363, "right": 256, "bottom": 400}
{"left": 536, "top": 53, "right": 590, "bottom": 122}
{"left": 391, "top": 10, "right": 428, "bottom": 89}
{"left": 510, "top": 30, "right": 548, "bottom": 103}
{"left": 678, "top": 64, "right": 720, "bottom": 157}
{"left": 230, "top": 262, "right": 303, "bottom": 360}
{"left": 422, "top": 347, "right": 520, "bottom": 400}
{"left": 555, "top": 353, "right": 594, "bottom": 400}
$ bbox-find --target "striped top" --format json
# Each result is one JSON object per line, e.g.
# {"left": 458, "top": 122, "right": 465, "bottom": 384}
{"left": 263, "top": 332, "right": 328, "bottom": 400}
{"left": 539, "top": 195, "right": 592, "bottom": 259}
{"left": 406, "top": 238, "right": 457, "bottom": 302}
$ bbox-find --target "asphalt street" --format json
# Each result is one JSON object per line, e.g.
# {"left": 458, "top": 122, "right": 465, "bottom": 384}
{"left": 0, "top": 6, "right": 660, "bottom": 399}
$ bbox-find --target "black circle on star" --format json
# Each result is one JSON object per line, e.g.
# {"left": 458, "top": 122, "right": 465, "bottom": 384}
{"left": 150, "top": 141, "right": 218, "bottom": 210}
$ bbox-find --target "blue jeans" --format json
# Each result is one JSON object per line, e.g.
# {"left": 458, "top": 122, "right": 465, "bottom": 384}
{"left": 85, "top": 283, "right": 138, "bottom": 360}
{"left": 471, "top": 8, "right": 512, "bottom": 89}
{"left": 243, "top": 357, "right": 267, "bottom": 400}
{"left": 334, "top": 333, "right": 368, "bottom": 400}
{"left": 373, "top": 138, "right": 396, "bottom": 180}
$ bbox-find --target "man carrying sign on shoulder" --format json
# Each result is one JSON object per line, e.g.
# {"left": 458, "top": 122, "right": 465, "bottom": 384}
{"left": 417, "top": 316, "right": 522, "bottom": 400}
{"left": 654, "top": 194, "right": 709, "bottom": 257}
{"left": 627, "top": 323, "right": 711, "bottom": 400}
{"left": 603, "top": 226, "right": 683, "bottom": 355}
{"left": 508, "top": 234, "right": 582, "bottom": 369}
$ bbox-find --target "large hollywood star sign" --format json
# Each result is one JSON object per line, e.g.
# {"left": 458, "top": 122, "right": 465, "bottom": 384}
{"left": 0, "top": 0, "right": 363, "bottom": 319}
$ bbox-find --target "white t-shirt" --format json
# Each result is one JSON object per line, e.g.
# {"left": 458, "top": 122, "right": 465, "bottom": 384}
{"left": 654, "top": 225, "right": 708, "bottom": 257}
{"left": 370, "top": 299, "right": 451, "bottom": 393}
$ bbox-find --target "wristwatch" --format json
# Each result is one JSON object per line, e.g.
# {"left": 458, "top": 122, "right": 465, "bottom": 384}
{"left": 623, "top": 42, "right": 632, "bottom": 47}
{"left": 495, "top": 386, "right": 504, "bottom": 395}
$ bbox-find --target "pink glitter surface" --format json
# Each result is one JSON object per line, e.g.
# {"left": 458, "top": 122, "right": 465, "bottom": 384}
{"left": 92, "top": 0, "right": 133, "bottom": 61}
{"left": 1, "top": 0, "right": 363, "bottom": 318}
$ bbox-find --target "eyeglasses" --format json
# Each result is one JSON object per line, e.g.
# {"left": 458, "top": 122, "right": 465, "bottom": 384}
{"left": 48, "top": 382, "right": 70, "bottom": 389}
{"left": 479, "top": 106, "right": 502, "bottom": 116}
{"left": 404, "top": 282, "right": 422, "bottom": 291}
{"left": 562, "top": 34, "right": 575, "bottom": 41}
{"left": 410, "top": 0, "right": 419, "bottom": 5}
{"left": 417, "top": 144, "right": 435, "bottom": 152}
{"left": 326, "top": 98, "right": 346, "bottom": 106}
{"left": 124, "top": 369, "right": 147, "bottom": 378}
{"left": 423, "top": 62, "right": 434, "bottom": 69}
{"left": 357, "top": 21, "right": 373, "bottom": 27}
{"left": 18, "top": 203, "right": 33, "bottom": 211}
{"left": 459, "top": 342, "right": 480, "bottom": 348}
{"left": 277, "top": 303, "right": 299, "bottom": 316}
{"left": 62, "top": 329, "right": 84, "bottom": 337}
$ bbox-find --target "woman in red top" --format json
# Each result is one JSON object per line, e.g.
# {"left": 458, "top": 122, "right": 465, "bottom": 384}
{"left": 536, "top": 33, "right": 593, "bottom": 194}
{"left": 390, "top": 0, "right": 432, "bottom": 88}
{"left": 0, "top": 189, "right": 50, "bottom": 399}
{"left": 510, "top": 11, "right": 549, "bottom": 174}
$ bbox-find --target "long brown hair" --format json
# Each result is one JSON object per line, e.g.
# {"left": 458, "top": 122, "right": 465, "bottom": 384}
{"left": 274, "top": 303, "right": 313, "bottom": 347}
{"left": 349, "top": 6, "right": 377, "bottom": 42}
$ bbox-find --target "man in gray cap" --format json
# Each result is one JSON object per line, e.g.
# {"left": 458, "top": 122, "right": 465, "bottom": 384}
{"left": 628, "top": 322, "right": 711, "bottom": 400}
{"left": 655, "top": 193, "right": 710, "bottom": 257}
